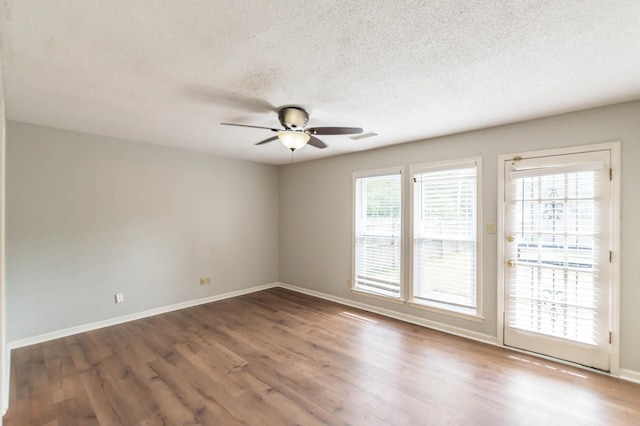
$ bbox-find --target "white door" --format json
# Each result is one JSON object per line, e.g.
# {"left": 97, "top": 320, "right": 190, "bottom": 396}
{"left": 503, "top": 149, "right": 612, "bottom": 371}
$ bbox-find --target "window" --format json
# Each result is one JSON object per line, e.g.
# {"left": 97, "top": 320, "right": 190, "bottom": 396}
{"left": 353, "top": 168, "right": 403, "bottom": 299}
{"left": 410, "top": 158, "right": 481, "bottom": 317}
{"left": 352, "top": 159, "right": 482, "bottom": 319}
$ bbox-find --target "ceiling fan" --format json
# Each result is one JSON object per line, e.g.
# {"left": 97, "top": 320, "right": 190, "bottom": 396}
{"left": 221, "top": 106, "right": 363, "bottom": 151}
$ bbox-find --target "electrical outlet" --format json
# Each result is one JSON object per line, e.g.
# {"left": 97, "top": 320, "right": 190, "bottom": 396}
{"left": 114, "top": 293, "right": 124, "bottom": 304}
{"left": 347, "top": 279, "right": 352, "bottom": 288}
{"left": 200, "top": 277, "right": 211, "bottom": 286}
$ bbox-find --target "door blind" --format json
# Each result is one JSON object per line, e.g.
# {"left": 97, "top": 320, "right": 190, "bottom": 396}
{"left": 507, "top": 163, "right": 602, "bottom": 345}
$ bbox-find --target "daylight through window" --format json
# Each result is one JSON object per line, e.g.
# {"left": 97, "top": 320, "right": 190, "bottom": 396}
{"left": 353, "top": 169, "right": 402, "bottom": 298}
{"left": 411, "top": 160, "right": 480, "bottom": 316}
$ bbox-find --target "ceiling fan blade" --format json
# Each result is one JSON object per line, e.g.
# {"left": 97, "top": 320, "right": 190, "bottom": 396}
{"left": 255, "top": 136, "right": 279, "bottom": 145}
{"left": 306, "top": 127, "right": 363, "bottom": 135}
{"left": 307, "top": 136, "right": 328, "bottom": 149}
{"left": 221, "top": 122, "right": 280, "bottom": 132}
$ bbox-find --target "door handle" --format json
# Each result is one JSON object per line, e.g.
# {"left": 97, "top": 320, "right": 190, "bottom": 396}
{"left": 507, "top": 260, "right": 516, "bottom": 268}
{"left": 507, "top": 235, "right": 515, "bottom": 242}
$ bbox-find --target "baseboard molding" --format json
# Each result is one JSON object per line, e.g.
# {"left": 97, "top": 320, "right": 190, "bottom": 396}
{"left": 620, "top": 368, "right": 640, "bottom": 384}
{"left": 7, "top": 280, "right": 495, "bottom": 351}
{"left": 2, "top": 347, "right": 8, "bottom": 416}
{"left": 276, "top": 283, "right": 640, "bottom": 385}
{"left": 276, "top": 282, "right": 497, "bottom": 346}
{"left": 8, "top": 281, "right": 639, "bottom": 387}
{"left": 7, "top": 282, "right": 279, "bottom": 350}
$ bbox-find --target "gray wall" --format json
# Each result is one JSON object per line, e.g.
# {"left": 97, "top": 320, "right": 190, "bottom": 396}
{"left": 6, "top": 122, "right": 279, "bottom": 341}
{"left": 278, "top": 100, "right": 640, "bottom": 372}
{"left": 5, "top": 101, "right": 640, "bottom": 373}
{"left": 0, "top": 61, "right": 7, "bottom": 412}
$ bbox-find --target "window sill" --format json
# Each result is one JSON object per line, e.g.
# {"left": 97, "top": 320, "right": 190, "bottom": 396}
{"left": 351, "top": 288, "right": 406, "bottom": 305}
{"left": 408, "top": 300, "right": 484, "bottom": 322}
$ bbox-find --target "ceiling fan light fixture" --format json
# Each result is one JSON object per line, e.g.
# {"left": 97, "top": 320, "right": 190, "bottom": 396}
{"left": 277, "top": 130, "right": 310, "bottom": 150}
{"left": 221, "top": 106, "right": 361, "bottom": 151}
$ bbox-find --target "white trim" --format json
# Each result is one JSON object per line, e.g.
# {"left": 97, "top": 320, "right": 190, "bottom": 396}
{"left": 278, "top": 282, "right": 497, "bottom": 346}
{"left": 408, "top": 156, "right": 483, "bottom": 319}
{"left": 282, "top": 283, "right": 636, "bottom": 385}
{"left": 352, "top": 165, "right": 404, "bottom": 179}
{"left": 352, "top": 166, "right": 405, "bottom": 300}
{"left": 499, "top": 343, "right": 616, "bottom": 379}
{"left": 407, "top": 301, "right": 484, "bottom": 323}
{"left": 496, "top": 154, "right": 506, "bottom": 346}
{"left": 410, "top": 157, "right": 479, "bottom": 173}
{"left": 620, "top": 369, "right": 640, "bottom": 385}
{"left": 502, "top": 345, "right": 639, "bottom": 385}
{"left": 6, "top": 280, "right": 638, "bottom": 387}
{"left": 499, "top": 141, "right": 622, "bottom": 162}
{"left": 8, "top": 280, "right": 496, "bottom": 351}
{"left": 1, "top": 346, "right": 6, "bottom": 418}
{"left": 496, "top": 141, "right": 621, "bottom": 374}
{"left": 350, "top": 288, "right": 405, "bottom": 305}
{"left": 476, "top": 158, "right": 484, "bottom": 319}
{"left": 609, "top": 142, "right": 621, "bottom": 376}
{"left": 7, "top": 282, "right": 279, "bottom": 350}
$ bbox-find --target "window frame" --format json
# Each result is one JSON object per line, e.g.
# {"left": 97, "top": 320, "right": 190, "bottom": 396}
{"left": 408, "top": 157, "right": 483, "bottom": 321}
{"left": 351, "top": 166, "right": 405, "bottom": 302}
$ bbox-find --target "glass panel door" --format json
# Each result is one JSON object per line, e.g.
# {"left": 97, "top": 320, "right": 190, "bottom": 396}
{"left": 503, "top": 150, "right": 611, "bottom": 370}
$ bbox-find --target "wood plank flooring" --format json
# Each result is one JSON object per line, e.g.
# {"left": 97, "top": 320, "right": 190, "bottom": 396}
{"left": 4, "top": 287, "right": 640, "bottom": 425}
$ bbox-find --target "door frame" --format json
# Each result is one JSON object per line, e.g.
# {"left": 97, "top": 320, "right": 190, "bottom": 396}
{"left": 497, "top": 141, "right": 621, "bottom": 374}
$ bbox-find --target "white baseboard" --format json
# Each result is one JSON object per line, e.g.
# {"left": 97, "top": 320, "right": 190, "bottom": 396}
{"left": 8, "top": 280, "right": 495, "bottom": 351}
{"left": 2, "top": 346, "right": 7, "bottom": 417}
{"left": 7, "top": 282, "right": 279, "bottom": 350}
{"left": 277, "top": 283, "right": 640, "bottom": 385}
{"left": 7, "top": 281, "right": 639, "bottom": 388}
{"left": 620, "top": 368, "right": 640, "bottom": 384}
{"left": 276, "top": 282, "right": 497, "bottom": 346}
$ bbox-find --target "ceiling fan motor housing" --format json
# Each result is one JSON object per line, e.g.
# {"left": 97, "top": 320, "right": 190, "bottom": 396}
{"left": 278, "top": 107, "right": 309, "bottom": 129}
{"left": 220, "top": 106, "right": 362, "bottom": 150}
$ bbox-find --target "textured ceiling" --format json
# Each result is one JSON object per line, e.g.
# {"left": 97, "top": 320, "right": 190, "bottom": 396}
{"left": 1, "top": 1, "right": 639, "bottom": 165}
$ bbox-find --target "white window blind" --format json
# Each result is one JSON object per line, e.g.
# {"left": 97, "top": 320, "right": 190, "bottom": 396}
{"left": 354, "top": 171, "right": 402, "bottom": 298}
{"left": 412, "top": 163, "right": 478, "bottom": 313}
{"left": 507, "top": 163, "right": 603, "bottom": 345}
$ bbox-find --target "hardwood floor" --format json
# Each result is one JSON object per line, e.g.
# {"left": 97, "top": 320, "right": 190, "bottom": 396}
{"left": 4, "top": 288, "right": 640, "bottom": 425}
